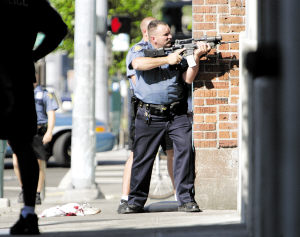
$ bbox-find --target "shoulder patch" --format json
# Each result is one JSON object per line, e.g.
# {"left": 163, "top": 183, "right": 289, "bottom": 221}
{"left": 47, "top": 93, "right": 53, "bottom": 99}
{"left": 134, "top": 45, "right": 142, "bottom": 52}
{"left": 35, "top": 92, "right": 43, "bottom": 100}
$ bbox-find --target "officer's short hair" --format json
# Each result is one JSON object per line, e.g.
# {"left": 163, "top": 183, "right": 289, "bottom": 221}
{"left": 147, "top": 20, "right": 168, "bottom": 37}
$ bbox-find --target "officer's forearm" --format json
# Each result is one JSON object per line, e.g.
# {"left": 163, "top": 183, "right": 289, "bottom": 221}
{"left": 46, "top": 110, "right": 55, "bottom": 134}
{"left": 132, "top": 57, "right": 169, "bottom": 71}
{"left": 183, "top": 53, "right": 201, "bottom": 84}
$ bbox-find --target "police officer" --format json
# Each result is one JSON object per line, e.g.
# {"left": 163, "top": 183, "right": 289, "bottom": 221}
{"left": 0, "top": 0, "right": 67, "bottom": 234}
{"left": 122, "top": 20, "right": 211, "bottom": 213}
{"left": 13, "top": 83, "right": 59, "bottom": 205}
{"left": 118, "top": 17, "right": 176, "bottom": 214}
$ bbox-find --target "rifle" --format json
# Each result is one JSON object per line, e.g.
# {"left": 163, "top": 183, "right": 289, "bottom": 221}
{"left": 144, "top": 36, "right": 238, "bottom": 66}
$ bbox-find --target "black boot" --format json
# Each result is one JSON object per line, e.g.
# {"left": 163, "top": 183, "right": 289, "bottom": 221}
{"left": 10, "top": 213, "right": 40, "bottom": 235}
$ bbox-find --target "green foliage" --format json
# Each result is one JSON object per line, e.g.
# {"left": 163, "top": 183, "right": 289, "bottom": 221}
{"left": 49, "top": 0, "right": 161, "bottom": 76}
{"left": 50, "top": 0, "right": 75, "bottom": 57}
{"left": 108, "top": 0, "right": 159, "bottom": 76}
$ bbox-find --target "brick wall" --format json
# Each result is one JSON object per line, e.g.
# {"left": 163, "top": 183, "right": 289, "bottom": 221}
{"left": 192, "top": 0, "right": 245, "bottom": 209}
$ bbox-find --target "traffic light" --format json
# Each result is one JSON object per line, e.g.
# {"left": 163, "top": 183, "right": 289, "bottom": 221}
{"left": 109, "top": 16, "right": 131, "bottom": 34}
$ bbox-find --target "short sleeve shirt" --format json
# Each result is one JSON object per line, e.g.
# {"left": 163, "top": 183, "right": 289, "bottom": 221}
{"left": 126, "top": 39, "right": 149, "bottom": 91}
{"left": 128, "top": 43, "right": 188, "bottom": 105}
{"left": 34, "top": 86, "right": 58, "bottom": 125}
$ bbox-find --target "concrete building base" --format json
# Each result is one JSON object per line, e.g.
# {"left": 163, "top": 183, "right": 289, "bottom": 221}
{"left": 195, "top": 148, "right": 238, "bottom": 210}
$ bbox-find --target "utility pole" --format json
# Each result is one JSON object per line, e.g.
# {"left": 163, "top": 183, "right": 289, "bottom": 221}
{"left": 68, "top": 0, "right": 98, "bottom": 200}
{"left": 95, "top": 0, "right": 109, "bottom": 124}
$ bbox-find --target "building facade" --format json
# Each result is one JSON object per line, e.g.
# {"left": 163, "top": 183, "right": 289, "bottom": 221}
{"left": 192, "top": 0, "right": 245, "bottom": 209}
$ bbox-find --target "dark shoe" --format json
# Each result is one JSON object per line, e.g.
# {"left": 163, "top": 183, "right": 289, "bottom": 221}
{"left": 119, "top": 203, "right": 144, "bottom": 214}
{"left": 117, "top": 199, "right": 128, "bottom": 214}
{"left": 17, "top": 191, "right": 24, "bottom": 204}
{"left": 10, "top": 214, "right": 40, "bottom": 235}
{"left": 178, "top": 201, "right": 202, "bottom": 212}
{"left": 35, "top": 193, "right": 41, "bottom": 205}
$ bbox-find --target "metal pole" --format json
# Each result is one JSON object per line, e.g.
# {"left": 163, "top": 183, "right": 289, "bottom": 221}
{"left": 95, "top": 0, "right": 109, "bottom": 124}
{"left": 0, "top": 140, "right": 6, "bottom": 198}
{"left": 71, "top": 0, "right": 96, "bottom": 189}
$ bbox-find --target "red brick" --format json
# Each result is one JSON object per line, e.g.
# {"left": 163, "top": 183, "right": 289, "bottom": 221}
{"left": 194, "top": 98, "right": 205, "bottom": 106}
{"left": 193, "top": 14, "right": 205, "bottom": 22}
{"left": 222, "top": 34, "right": 239, "bottom": 41}
{"left": 231, "top": 87, "right": 239, "bottom": 95}
{"left": 218, "top": 90, "right": 229, "bottom": 97}
{"left": 220, "top": 25, "right": 230, "bottom": 33}
{"left": 219, "top": 122, "right": 238, "bottom": 129}
{"left": 205, "top": 115, "right": 217, "bottom": 123}
{"left": 194, "top": 106, "right": 217, "bottom": 114}
{"left": 205, "top": 15, "right": 217, "bottom": 22}
{"left": 212, "top": 81, "right": 229, "bottom": 89}
{"left": 231, "top": 131, "right": 238, "bottom": 138}
{"left": 230, "top": 42, "right": 240, "bottom": 50}
{"left": 230, "top": 97, "right": 239, "bottom": 104}
{"left": 206, "top": 0, "right": 228, "bottom": 4}
{"left": 230, "top": 0, "right": 245, "bottom": 7}
{"left": 231, "top": 114, "right": 238, "bottom": 121}
{"left": 218, "top": 72, "right": 230, "bottom": 80}
{"left": 194, "top": 89, "right": 217, "bottom": 97}
{"left": 193, "top": 132, "right": 205, "bottom": 139}
{"left": 231, "top": 7, "right": 246, "bottom": 15}
{"left": 231, "top": 79, "right": 239, "bottom": 86}
{"left": 230, "top": 25, "right": 245, "bottom": 33}
{"left": 206, "top": 98, "right": 228, "bottom": 105}
{"left": 193, "top": 0, "right": 205, "bottom": 5}
{"left": 219, "top": 140, "right": 238, "bottom": 148}
{"left": 194, "top": 115, "right": 205, "bottom": 123}
{"left": 194, "top": 23, "right": 216, "bottom": 31}
{"left": 219, "top": 114, "right": 229, "bottom": 121}
{"left": 219, "top": 105, "right": 238, "bottom": 112}
{"left": 193, "top": 6, "right": 217, "bottom": 14}
{"left": 230, "top": 69, "right": 239, "bottom": 77}
{"left": 194, "top": 123, "right": 216, "bottom": 131}
{"left": 219, "top": 131, "right": 230, "bottom": 139}
{"left": 218, "top": 6, "right": 229, "bottom": 13}
{"left": 194, "top": 140, "right": 217, "bottom": 148}
{"left": 205, "top": 132, "right": 217, "bottom": 139}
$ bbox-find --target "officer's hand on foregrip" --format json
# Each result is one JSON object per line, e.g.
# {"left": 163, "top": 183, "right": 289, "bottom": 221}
{"left": 167, "top": 48, "right": 186, "bottom": 65}
{"left": 194, "top": 42, "right": 211, "bottom": 58}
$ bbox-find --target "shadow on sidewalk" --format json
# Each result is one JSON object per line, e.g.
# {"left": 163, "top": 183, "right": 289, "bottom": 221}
{"left": 39, "top": 223, "right": 248, "bottom": 237}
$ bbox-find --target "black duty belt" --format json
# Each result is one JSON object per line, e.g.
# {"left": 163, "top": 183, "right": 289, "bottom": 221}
{"left": 138, "top": 100, "right": 186, "bottom": 116}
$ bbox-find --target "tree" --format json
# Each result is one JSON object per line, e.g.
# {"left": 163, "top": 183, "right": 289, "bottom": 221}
{"left": 108, "top": 0, "right": 160, "bottom": 76}
{"left": 49, "top": 0, "right": 160, "bottom": 75}
{"left": 50, "top": 0, "right": 75, "bottom": 57}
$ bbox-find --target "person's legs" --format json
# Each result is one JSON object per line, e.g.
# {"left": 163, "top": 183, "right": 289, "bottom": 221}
{"left": 128, "top": 109, "right": 166, "bottom": 208}
{"left": 165, "top": 149, "right": 175, "bottom": 194}
{"left": 168, "top": 114, "right": 200, "bottom": 212}
{"left": 118, "top": 94, "right": 137, "bottom": 212}
{"left": 35, "top": 159, "right": 46, "bottom": 205}
{"left": 12, "top": 153, "right": 26, "bottom": 203}
{"left": 12, "top": 153, "right": 22, "bottom": 187}
{"left": 121, "top": 152, "right": 133, "bottom": 199}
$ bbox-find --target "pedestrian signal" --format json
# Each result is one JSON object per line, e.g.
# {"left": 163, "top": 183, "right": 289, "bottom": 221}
{"left": 109, "top": 16, "right": 131, "bottom": 34}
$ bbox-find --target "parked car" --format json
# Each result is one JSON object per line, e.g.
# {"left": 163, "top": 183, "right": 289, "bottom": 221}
{"left": 5, "top": 112, "right": 115, "bottom": 167}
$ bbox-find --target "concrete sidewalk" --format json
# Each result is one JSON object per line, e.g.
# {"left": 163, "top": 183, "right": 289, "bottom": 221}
{"left": 0, "top": 149, "right": 248, "bottom": 237}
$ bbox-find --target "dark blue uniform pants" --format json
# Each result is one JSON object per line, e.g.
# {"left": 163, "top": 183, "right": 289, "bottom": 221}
{"left": 129, "top": 107, "right": 195, "bottom": 207}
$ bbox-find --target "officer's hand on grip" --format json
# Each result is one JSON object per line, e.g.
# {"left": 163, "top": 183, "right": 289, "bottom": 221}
{"left": 194, "top": 41, "right": 211, "bottom": 58}
{"left": 167, "top": 48, "right": 186, "bottom": 65}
